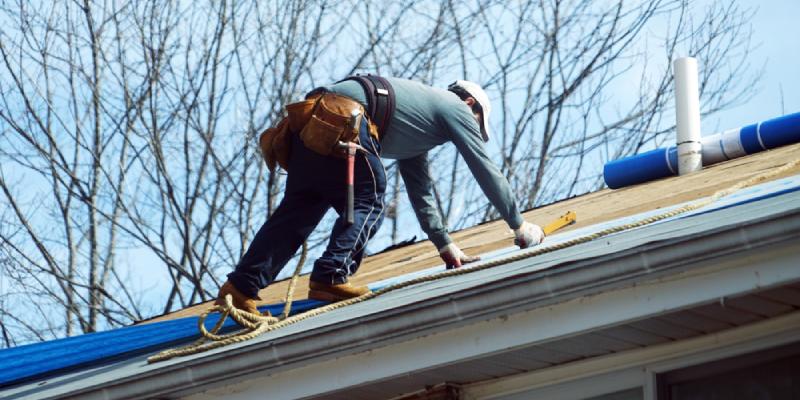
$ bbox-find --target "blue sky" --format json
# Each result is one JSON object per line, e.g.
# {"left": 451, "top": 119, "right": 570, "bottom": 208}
{"left": 701, "top": 0, "right": 799, "bottom": 131}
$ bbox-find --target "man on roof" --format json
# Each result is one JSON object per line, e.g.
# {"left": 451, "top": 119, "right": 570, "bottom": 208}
{"left": 327, "top": 77, "right": 545, "bottom": 268}
{"left": 217, "top": 76, "right": 544, "bottom": 315}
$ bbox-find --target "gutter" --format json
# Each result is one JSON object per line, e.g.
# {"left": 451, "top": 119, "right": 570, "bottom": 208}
{"left": 53, "top": 193, "right": 800, "bottom": 399}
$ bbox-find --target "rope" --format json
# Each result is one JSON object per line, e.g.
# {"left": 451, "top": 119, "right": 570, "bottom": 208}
{"left": 147, "top": 159, "right": 800, "bottom": 363}
{"left": 280, "top": 241, "right": 307, "bottom": 319}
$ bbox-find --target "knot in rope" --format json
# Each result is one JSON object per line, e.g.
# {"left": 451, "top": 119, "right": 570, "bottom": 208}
{"left": 197, "top": 294, "right": 278, "bottom": 341}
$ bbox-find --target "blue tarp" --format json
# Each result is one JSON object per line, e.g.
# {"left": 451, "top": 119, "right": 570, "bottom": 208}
{"left": 0, "top": 299, "right": 325, "bottom": 387}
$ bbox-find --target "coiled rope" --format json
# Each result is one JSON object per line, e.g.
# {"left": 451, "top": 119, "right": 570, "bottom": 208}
{"left": 148, "top": 159, "right": 800, "bottom": 363}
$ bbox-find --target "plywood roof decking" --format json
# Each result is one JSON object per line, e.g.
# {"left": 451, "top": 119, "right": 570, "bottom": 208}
{"left": 146, "top": 142, "right": 800, "bottom": 323}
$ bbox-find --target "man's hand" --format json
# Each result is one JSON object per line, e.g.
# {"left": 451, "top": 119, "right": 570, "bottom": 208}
{"left": 514, "top": 221, "right": 544, "bottom": 249}
{"left": 438, "top": 243, "right": 480, "bottom": 269}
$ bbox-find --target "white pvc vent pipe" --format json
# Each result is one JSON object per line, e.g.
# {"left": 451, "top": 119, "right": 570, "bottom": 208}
{"left": 673, "top": 57, "right": 703, "bottom": 175}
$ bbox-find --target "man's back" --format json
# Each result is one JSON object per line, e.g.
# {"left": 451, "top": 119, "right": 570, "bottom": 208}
{"left": 328, "top": 77, "right": 482, "bottom": 160}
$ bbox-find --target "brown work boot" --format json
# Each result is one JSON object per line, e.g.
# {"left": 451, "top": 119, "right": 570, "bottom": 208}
{"left": 215, "top": 281, "right": 270, "bottom": 316}
{"left": 308, "top": 281, "right": 371, "bottom": 302}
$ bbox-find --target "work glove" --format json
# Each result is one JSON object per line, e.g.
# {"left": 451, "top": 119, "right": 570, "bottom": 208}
{"left": 514, "top": 221, "right": 545, "bottom": 249}
{"left": 438, "top": 243, "right": 480, "bottom": 270}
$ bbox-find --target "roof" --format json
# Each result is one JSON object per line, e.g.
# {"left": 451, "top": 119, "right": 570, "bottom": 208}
{"left": 150, "top": 141, "right": 800, "bottom": 320}
{"left": 1, "top": 142, "right": 799, "bottom": 399}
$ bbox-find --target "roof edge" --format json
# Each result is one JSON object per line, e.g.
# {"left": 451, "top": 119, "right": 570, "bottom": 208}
{"left": 57, "top": 194, "right": 800, "bottom": 400}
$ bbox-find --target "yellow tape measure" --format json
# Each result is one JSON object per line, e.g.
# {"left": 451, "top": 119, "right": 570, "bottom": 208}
{"left": 542, "top": 211, "right": 577, "bottom": 235}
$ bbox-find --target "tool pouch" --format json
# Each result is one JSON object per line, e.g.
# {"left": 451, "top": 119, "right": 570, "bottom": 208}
{"left": 258, "top": 95, "right": 320, "bottom": 172}
{"left": 258, "top": 116, "right": 291, "bottom": 172}
{"left": 299, "top": 93, "right": 362, "bottom": 156}
{"left": 286, "top": 96, "right": 318, "bottom": 133}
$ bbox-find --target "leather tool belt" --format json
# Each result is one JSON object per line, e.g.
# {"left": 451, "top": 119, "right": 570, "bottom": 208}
{"left": 259, "top": 93, "right": 373, "bottom": 171}
{"left": 298, "top": 92, "right": 364, "bottom": 156}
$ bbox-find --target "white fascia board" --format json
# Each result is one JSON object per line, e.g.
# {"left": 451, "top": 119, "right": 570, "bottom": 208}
{"left": 464, "top": 312, "right": 800, "bottom": 400}
{"left": 182, "top": 240, "right": 800, "bottom": 400}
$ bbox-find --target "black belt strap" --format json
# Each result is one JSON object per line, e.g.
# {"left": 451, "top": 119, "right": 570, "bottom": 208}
{"left": 340, "top": 74, "right": 395, "bottom": 139}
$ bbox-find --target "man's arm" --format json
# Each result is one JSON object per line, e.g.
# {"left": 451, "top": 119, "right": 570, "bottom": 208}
{"left": 396, "top": 153, "right": 452, "bottom": 249}
{"left": 443, "top": 106, "right": 525, "bottom": 230}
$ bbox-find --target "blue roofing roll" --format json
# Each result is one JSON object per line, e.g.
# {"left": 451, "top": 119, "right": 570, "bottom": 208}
{"left": 760, "top": 112, "right": 800, "bottom": 148}
{"left": 604, "top": 112, "right": 800, "bottom": 189}
{"left": 603, "top": 147, "right": 677, "bottom": 189}
{"left": 739, "top": 123, "right": 764, "bottom": 155}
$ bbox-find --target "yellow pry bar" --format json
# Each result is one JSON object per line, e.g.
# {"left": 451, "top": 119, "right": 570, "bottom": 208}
{"left": 542, "top": 211, "right": 577, "bottom": 236}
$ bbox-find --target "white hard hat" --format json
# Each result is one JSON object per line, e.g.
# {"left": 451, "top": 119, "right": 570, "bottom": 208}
{"left": 449, "top": 80, "right": 492, "bottom": 142}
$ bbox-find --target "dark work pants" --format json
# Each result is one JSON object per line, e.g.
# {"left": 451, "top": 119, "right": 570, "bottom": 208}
{"left": 228, "top": 118, "right": 386, "bottom": 298}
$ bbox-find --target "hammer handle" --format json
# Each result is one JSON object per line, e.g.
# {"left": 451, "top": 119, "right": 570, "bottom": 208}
{"left": 345, "top": 148, "right": 355, "bottom": 225}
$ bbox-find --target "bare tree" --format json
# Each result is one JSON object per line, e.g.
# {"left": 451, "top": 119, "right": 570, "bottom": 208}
{"left": 0, "top": 0, "right": 757, "bottom": 345}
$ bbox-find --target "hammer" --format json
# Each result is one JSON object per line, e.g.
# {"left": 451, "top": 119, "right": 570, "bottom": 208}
{"left": 337, "top": 110, "right": 364, "bottom": 225}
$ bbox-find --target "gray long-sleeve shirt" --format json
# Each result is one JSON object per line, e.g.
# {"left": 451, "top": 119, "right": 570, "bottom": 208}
{"left": 327, "top": 77, "right": 524, "bottom": 248}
